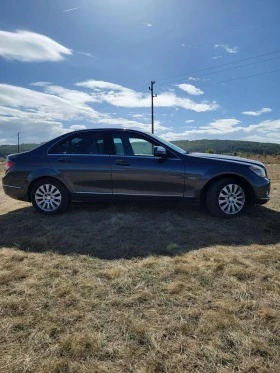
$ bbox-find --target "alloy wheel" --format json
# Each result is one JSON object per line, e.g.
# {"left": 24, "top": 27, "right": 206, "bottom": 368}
{"left": 218, "top": 183, "right": 245, "bottom": 215}
{"left": 34, "top": 184, "right": 62, "bottom": 212}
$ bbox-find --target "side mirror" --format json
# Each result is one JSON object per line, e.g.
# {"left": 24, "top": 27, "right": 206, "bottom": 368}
{"left": 154, "top": 146, "right": 167, "bottom": 157}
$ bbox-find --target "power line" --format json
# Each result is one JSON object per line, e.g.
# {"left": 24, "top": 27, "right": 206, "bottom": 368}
{"left": 155, "top": 56, "right": 280, "bottom": 89}
{"left": 154, "top": 49, "right": 280, "bottom": 87}
{"left": 219, "top": 68, "right": 280, "bottom": 83}
{"left": 191, "top": 56, "right": 280, "bottom": 78}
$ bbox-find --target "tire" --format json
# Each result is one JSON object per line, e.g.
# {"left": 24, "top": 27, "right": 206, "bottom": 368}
{"left": 31, "top": 178, "right": 70, "bottom": 214}
{"left": 206, "top": 177, "right": 247, "bottom": 218}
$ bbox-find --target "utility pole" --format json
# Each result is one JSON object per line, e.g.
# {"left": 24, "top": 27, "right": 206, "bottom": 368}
{"left": 17, "top": 132, "right": 20, "bottom": 153}
{"left": 149, "top": 81, "right": 157, "bottom": 134}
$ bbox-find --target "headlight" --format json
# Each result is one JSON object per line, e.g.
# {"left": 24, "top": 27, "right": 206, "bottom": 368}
{"left": 250, "top": 165, "right": 266, "bottom": 178}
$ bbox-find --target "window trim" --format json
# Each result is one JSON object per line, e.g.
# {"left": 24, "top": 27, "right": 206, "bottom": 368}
{"left": 47, "top": 131, "right": 110, "bottom": 155}
{"left": 110, "top": 131, "right": 180, "bottom": 159}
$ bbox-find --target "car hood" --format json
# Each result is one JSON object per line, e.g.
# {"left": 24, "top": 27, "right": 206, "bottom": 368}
{"left": 187, "top": 152, "right": 265, "bottom": 167}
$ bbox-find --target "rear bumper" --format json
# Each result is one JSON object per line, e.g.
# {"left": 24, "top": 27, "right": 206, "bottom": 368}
{"left": 2, "top": 182, "right": 29, "bottom": 201}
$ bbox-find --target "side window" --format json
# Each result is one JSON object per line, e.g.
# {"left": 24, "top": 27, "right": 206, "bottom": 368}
{"left": 112, "top": 132, "right": 178, "bottom": 158}
{"left": 49, "top": 133, "right": 107, "bottom": 155}
{"left": 128, "top": 137, "right": 154, "bottom": 156}
{"left": 112, "top": 133, "right": 155, "bottom": 157}
{"left": 113, "top": 137, "right": 125, "bottom": 155}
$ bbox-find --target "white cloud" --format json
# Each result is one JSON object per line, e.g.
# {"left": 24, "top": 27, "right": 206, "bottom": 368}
{"left": 63, "top": 7, "right": 81, "bottom": 12}
{"left": 145, "top": 23, "right": 153, "bottom": 27}
{"left": 212, "top": 56, "right": 222, "bottom": 59}
{"left": 69, "top": 125, "right": 87, "bottom": 130}
{"left": 98, "top": 117, "right": 168, "bottom": 132}
{"left": 161, "top": 118, "right": 280, "bottom": 143}
{"left": 76, "top": 80, "right": 126, "bottom": 91}
{"left": 0, "top": 29, "right": 72, "bottom": 62}
{"left": 214, "top": 44, "right": 239, "bottom": 54}
{"left": 30, "top": 82, "right": 51, "bottom": 87}
{"left": 0, "top": 80, "right": 218, "bottom": 144}
{"left": 188, "top": 77, "right": 200, "bottom": 81}
{"left": 77, "top": 80, "right": 217, "bottom": 112}
{"left": 242, "top": 107, "right": 272, "bottom": 116}
{"left": 0, "top": 83, "right": 102, "bottom": 144}
{"left": 0, "top": 83, "right": 161, "bottom": 144}
{"left": 0, "top": 84, "right": 99, "bottom": 121}
{"left": 177, "top": 83, "right": 204, "bottom": 96}
{"left": 1, "top": 80, "right": 279, "bottom": 144}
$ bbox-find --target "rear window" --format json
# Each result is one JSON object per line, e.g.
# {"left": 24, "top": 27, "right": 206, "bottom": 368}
{"left": 48, "top": 133, "right": 106, "bottom": 155}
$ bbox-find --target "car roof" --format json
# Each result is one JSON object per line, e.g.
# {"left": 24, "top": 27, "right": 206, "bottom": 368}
{"left": 68, "top": 128, "right": 149, "bottom": 133}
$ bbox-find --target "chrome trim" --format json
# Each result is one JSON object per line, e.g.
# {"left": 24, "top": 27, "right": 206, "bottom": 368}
{"left": 3, "top": 184, "right": 22, "bottom": 189}
{"left": 113, "top": 192, "right": 181, "bottom": 197}
{"left": 75, "top": 191, "right": 181, "bottom": 197}
{"left": 111, "top": 155, "right": 181, "bottom": 160}
{"left": 47, "top": 154, "right": 110, "bottom": 157}
{"left": 75, "top": 192, "right": 112, "bottom": 195}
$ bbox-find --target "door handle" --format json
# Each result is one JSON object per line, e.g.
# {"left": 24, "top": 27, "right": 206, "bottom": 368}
{"left": 115, "top": 159, "right": 130, "bottom": 166}
{"left": 58, "top": 157, "right": 72, "bottom": 163}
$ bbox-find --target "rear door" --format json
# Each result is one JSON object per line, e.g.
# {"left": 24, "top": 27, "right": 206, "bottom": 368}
{"left": 47, "top": 131, "right": 112, "bottom": 196}
{"left": 110, "top": 131, "right": 185, "bottom": 197}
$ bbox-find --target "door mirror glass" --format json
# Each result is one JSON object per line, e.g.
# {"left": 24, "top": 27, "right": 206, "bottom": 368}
{"left": 154, "top": 146, "right": 167, "bottom": 157}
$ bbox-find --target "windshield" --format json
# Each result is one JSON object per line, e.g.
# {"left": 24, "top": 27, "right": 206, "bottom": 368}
{"left": 151, "top": 134, "right": 186, "bottom": 154}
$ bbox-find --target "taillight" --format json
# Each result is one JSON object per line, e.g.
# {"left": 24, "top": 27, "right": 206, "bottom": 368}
{"left": 4, "top": 161, "right": 14, "bottom": 174}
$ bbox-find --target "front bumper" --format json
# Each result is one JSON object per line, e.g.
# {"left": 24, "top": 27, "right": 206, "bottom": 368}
{"left": 253, "top": 178, "right": 270, "bottom": 205}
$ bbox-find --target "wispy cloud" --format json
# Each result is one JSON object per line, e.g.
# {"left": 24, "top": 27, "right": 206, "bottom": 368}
{"left": 177, "top": 83, "right": 204, "bottom": 96}
{"left": 214, "top": 44, "right": 239, "bottom": 54}
{"left": 76, "top": 51, "right": 93, "bottom": 58}
{"left": 145, "top": 23, "right": 152, "bottom": 27}
{"left": 188, "top": 77, "right": 200, "bottom": 81}
{"left": 242, "top": 107, "right": 272, "bottom": 116}
{"left": 0, "top": 29, "right": 72, "bottom": 62}
{"left": 185, "top": 120, "right": 195, "bottom": 123}
{"left": 212, "top": 56, "right": 222, "bottom": 59}
{"left": 29, "top": 82, "right": 51, "bottom": 87}
{"left": 63, "top": 7, "right": 81, "bottom": 13}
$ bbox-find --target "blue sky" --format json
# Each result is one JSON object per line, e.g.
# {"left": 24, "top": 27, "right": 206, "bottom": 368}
{"left": 0, "top": 0, "right": 280, "bottom": 145}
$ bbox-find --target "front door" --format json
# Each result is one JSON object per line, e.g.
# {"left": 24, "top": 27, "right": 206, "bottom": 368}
{"left": 110, "top": 131, "right": 185, "bottom": 197}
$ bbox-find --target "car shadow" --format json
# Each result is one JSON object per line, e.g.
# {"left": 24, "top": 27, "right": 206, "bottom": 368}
{"left": 0, "top": 201, "right": 279, "bottom": 259}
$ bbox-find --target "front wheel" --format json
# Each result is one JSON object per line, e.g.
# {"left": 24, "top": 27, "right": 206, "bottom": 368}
{"left": 206, "top": 178, "right": 247, "bottom": 218}
{"left": 31, "top": 178, "right": 70, "bottom": 214}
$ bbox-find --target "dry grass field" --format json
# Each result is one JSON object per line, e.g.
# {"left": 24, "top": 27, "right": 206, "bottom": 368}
{"left": 0, "top": 159, "right": 279, "bottom": 373}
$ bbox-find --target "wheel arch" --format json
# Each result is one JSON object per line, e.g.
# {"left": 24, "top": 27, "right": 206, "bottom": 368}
{"left": 200, "top": 174, "right": 256, "bottom": 207}
{"left": 27, "top": 176, "right": 71, "bottom": 202}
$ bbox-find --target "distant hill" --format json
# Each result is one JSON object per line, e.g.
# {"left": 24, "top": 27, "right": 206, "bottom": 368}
{"left": 172, "top": 139, "right": 280, "bottom": 155}
{"left": 1, "top": 139, "right": 280, "bottom": 158}
{"left": 0, "top": 144, "right": 40, "bottom": 158}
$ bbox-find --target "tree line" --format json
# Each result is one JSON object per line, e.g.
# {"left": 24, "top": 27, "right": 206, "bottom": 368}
{"left": 173, "top": 139, "right": 280, "bottom": 155}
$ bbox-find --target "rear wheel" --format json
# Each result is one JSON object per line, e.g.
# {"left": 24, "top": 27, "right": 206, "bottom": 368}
{"left": 31, "top": 178, "right": 70, "bottom": 214}
{"left": 206, "top": 178, "right": 247, "bottom": 218}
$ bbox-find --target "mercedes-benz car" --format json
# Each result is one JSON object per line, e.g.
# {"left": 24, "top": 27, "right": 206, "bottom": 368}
{"left": 2, "top": 128, "right": 270, "bottom": 218}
